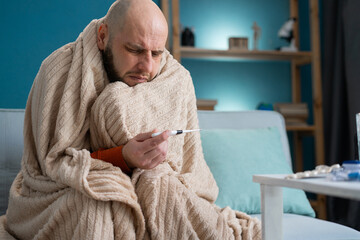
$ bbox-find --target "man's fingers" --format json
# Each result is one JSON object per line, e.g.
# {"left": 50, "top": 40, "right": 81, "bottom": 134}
{"left": 144, "top": 149, "right": 167, "bottom": 169}
{"left": 123, "top": 130, "right": 169, "bottom": 170}
{"left": 147, "top": 156, "right": 165, "bottom": 169}
{"left": 137, "top": 130, "right": 170, "bottom": 152}
{"left": 140, "top": 140, "right": 168, "bottom": 169}
{"left": 133, "top": 131, "right": 154, "bottom": 142}
{"left": 133, "top": 129, "right": 160, "bottom": 141}
{"left": 134, "top": 147, "right": 166, "bottom": 169}
{"left": 144, "top": 145, "right": 166, "bottom": 162}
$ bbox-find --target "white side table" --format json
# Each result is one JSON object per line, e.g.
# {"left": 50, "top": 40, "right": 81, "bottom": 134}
{"left": 253, "top": 174, "right": 360, "bottom": 240}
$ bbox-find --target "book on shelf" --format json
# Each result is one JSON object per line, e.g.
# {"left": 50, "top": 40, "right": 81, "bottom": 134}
{"left": 196, "top": 99, "right": 218, "bottom": 111}
{"left": 285, "top": 118, "right": 309, "bottom": 126}
{"left": 273, "top": 102, "right": 309, "bottom": 126}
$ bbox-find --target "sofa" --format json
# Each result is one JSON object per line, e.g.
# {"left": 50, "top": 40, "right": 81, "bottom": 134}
{"left": 1, "top": 108, "right": 360, "bottom": 240}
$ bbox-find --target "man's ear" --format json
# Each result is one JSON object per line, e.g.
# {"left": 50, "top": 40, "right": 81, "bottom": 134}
{"left": 97, "top": 23, "right": 109, "bottom": 50}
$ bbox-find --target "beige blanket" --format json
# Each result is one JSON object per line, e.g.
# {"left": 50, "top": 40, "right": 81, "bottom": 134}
{"left": 3, "top": 18, "right": 261, "bottom": 240}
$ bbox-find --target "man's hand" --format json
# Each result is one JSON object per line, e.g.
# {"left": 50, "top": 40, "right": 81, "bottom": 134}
{"left": 122, "top": 130, "right": 170, "bottom": 170}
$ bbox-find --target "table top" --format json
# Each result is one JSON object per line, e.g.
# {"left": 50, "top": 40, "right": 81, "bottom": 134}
{"left": 253, "top": 174, "right": 360, "bottom": 200}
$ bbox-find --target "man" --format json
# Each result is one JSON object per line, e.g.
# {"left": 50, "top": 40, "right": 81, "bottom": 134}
{"left": 93, "top": 0, "right": 172, "bottom": 173}
{"left": 2, "top": 0, "right": 261, "bottom": 239}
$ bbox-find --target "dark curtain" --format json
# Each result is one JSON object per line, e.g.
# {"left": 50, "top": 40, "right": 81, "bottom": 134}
{"left": 322, "top": 0, "right": 360, "bottom": 231}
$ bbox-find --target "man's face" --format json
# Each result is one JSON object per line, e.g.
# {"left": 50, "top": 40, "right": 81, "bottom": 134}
{"left": 101, "top": 16, "right": 168, "bottom": 86}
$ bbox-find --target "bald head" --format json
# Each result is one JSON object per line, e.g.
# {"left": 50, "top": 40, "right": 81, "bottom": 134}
{"left": 97, "top": 0, "right": 169, "bottom": 86}
{"left": 105, "top": 0, "right": 168, "bottom": 43}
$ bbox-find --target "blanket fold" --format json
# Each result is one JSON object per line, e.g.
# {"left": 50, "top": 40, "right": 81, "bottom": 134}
{"left": 4, "top": 18, "right": 261, "bottom": 240}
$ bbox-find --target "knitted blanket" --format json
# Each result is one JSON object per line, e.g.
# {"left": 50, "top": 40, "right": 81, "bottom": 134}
{"left": 3, "top": 18, "right": 261, "bottom": 240}
{"left": 90, "top": 62, "right": 261, "bottom": 239}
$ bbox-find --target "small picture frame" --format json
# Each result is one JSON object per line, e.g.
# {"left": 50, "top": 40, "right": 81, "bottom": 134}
{"left": 229, "top": 37, "right": 248, "bottom": 50}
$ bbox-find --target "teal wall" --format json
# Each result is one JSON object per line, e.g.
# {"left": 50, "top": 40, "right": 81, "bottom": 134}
{"left": 180, "top": 0, "right": 290, "bottom": 51}
{"left": 0, "top": 1, "right": 115, "bottom": 108}
{"left": 176, "top": 0, "right": 316, "bottom": 171}
{"left": 184, "top": 60, "right": 292, "bottom": 110}
{"left": 179, "top": 0, "right": 312, "bottom": 111}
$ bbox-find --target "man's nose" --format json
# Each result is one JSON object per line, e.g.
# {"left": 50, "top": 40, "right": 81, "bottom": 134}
{"left": 138, "top": 52, "right": 153, "bottom": 73}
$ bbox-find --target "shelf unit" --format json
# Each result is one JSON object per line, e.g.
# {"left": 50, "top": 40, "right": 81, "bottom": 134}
{"left": 161, "top": 0, "right": 326, "bottom": 220}
{"left": 179, "top": 47, "right": 312, "bottom": 63}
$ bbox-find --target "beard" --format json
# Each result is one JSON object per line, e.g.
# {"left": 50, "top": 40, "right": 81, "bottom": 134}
{"left": 101, "top": 46, "right": 124, "bottom": 83}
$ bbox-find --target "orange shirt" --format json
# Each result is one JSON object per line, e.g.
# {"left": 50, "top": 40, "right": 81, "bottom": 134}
{"left": 90, "top": 146, "right": 132, "bottom": 175}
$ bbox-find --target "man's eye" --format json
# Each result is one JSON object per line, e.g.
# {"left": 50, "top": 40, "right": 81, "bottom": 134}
{"left": 126, "top": 47, "right": 141, "bottom": 54}
{"left": 129, "top": 49, "right": 139, "bottom": 53}
{"left": 152, "top": 52, "right": 162, "bottom": 57}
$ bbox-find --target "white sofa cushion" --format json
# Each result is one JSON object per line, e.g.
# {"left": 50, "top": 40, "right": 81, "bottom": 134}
{"left": 0, "top": 109, "right": 24, "bottom": 215}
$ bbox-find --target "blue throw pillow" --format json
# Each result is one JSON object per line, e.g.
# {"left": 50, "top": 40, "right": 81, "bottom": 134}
{"left": 200, "top": 127, "right": 315, "bottom": 217}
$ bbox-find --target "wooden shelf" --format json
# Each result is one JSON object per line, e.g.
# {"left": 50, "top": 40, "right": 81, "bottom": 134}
{"left": 180, "top": 47, "right": 312, "bottom": 64}
{"left": 286, "top": 125, "right": 316, "bottom": 131}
